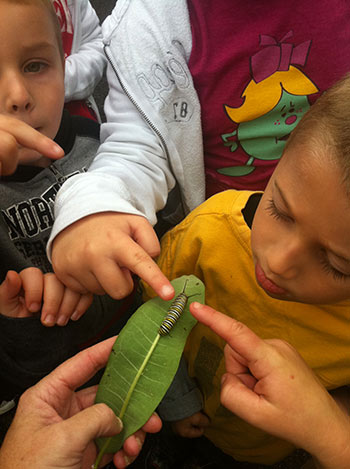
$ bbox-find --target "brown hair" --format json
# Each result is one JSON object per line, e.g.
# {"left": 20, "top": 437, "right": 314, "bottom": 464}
{"left": 2, "top": 0, "right": 64, "bottom": 60}
{"left": 285, "top": 74, "right": 350, "bottom": 190}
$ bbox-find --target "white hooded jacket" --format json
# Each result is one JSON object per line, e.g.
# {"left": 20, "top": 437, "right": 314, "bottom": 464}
{"left": 48, "top": 0, "right": 205, "bottom": 254}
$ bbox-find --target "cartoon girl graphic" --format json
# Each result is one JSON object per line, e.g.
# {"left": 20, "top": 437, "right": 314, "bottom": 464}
{"left": 221, "top": 32, "right": 319, "bottom": 176}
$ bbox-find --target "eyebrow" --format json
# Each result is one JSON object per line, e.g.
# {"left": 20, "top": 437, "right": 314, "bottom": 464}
{"left": 21, "top": 42, "right": 57, "bottom": 54}
{"left": 275, "top": 182, "right": 350, "bottom": 265}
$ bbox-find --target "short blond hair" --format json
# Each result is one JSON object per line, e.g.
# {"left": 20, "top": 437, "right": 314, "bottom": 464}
{"left": 2, "top": 0, "right": 64, "bottom": 60}
{"left": 285, "top": 74, "right": 350, "bottom": 191}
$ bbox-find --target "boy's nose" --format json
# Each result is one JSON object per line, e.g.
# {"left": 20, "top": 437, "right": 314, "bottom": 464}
{"left": 4, "top": 75, "right": 33, "bottom": 114}
{"left": 266, "top": 241, "right": 303, "bottom": 280}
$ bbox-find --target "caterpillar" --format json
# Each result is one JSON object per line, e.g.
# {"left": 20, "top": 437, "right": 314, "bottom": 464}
{"left": 158, "top": 280, "right": 190, "bottom": 336}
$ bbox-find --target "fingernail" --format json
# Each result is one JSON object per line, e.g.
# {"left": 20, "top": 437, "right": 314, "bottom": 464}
{"left": 115, "top": 416, "right": 123, "bottom": 432}
{"left": 191, "top": 301, "right": 200, "bottom": 310}
{"left": 161, "top": 285, "right": 174, "bottom": 298}
{"left": 52, "top": 144, "right": 63, "bottom": 155}
{"left": 135, "top": 436, "right": 142, "bottom": 450}
{"left": 57, "top": 315, "right": 68, "bottom": 326}
{"left": 43, "top": 314, "right": 55, "bottom": 326}
{"left": 124, "top": 455, "right": 131, "bottom": 466}
{"left": 71, "top": 310, "right": 80, "bottom": 321}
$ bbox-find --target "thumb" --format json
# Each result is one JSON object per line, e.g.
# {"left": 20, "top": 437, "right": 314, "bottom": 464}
{"left": 0, "top": 271, "right": 22, "bottom": 303}
{"left": 191, "top": 412, "right": 210, "bottom": 427}
{"left": 60, "top": 403, "right": 122, "bottom": 450}
{"left": 220, "top": 373, "right": 266, "bottom": 426}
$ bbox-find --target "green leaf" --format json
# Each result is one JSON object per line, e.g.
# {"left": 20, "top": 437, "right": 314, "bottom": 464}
{"left": 94, "top": 275, "right": 204, "bottom": 461}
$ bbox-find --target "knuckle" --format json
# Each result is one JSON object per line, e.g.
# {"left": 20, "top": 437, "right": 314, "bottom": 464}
{"left": 51, "top": 256, "right": 65, "bottom": 274}
{"left": 64, "top": 280, "right": 81, "bottom": 292}
{"left": 268, "top": 338, "right": 296, "bottom": 354}
{"left": 132, "top": 249, "right": 151, "bottom": 266}
{"left": 93, "top": 402, "right": 113, "bottom": 419}
{"left": 1, "top": 133, "right": 17, "bottom": 153}
{"left": 111, "top": 285, "right": 133, "bottom": 300}
{"left": 82, "top": 292, "right": 93, "bottom": 303}
{"left": 229, "top": 319, "right": 247, "bottom": 336}
{"left": 18, "top": 388, "right": 33, "bottom": 407}
{"left": 44, "top": 272, "right": 56, "bottom": 281}
{"left": 81, "top": 242, "right": 98, "bottom": 260}
{"left": 220, "top": 387, "right": 233, "bottom": 411}
{"left": 21, "top": 266, "right": 40, "bottom": 276}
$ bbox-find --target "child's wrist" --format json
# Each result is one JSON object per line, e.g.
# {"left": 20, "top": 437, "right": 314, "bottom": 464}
{"left": 308, "top": 410, "right": 350, "bottom": 469}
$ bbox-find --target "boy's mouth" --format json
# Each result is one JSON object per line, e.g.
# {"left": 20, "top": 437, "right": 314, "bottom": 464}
{"left": 255, "top": 263, "right": 287, "bottom": 296}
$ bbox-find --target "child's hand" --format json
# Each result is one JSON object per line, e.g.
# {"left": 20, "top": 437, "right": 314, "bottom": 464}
{"left": 0, "top": 269, "right": 41, "bottom": 318}
{"left": 40, "top": 272, "right": 93, "bottom": 327}
{"left": 0, "top": 268, "right": 93, "bottom": 326}
{"left": 171, "top": 411, "right": 210, "bottom": 438}
{"left": 0, "top": 115, "right": 63, "bottom": 175}
{"left": 51, "top": 212, "right": 175, "bottom": 301}
{"left": 190, "top": 303, "right": 350, "bottom": 468}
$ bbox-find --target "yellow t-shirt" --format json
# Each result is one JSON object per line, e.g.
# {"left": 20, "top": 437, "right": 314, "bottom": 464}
{"left": 144, "top": 190, "right": 350, "bottom": 464}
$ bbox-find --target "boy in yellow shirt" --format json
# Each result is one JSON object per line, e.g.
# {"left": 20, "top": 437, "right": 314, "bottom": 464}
{"left": 144, "top": 74, "right": 350, "bottom": 466}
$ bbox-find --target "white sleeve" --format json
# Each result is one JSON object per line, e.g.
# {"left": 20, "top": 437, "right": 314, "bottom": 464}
{"left": 64, "top": 0, "right": 107, "bottom": 101}
{"left": 90, "top": 58, "right": 177, "bottom": 223}
{"left": 47, "top": 57, "right": 176, "bottom": 258}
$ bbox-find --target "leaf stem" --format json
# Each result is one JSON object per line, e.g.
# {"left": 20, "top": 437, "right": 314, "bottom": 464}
{"left": 93, "top": 438, "right": 111, "bottom": 469}
{"left": 120, "top": 333, "right": 160, "bottom": 418}
{"left": 93, "top": 333, "right": 161, "bottom": 469}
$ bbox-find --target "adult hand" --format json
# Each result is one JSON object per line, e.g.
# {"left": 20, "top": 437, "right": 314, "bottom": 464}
{"left": 0, "top": 115, "right": 63, "bottom": 175}
{"left": 51, "top": 212, "right": 174, "bottom": 300}
{"left": 0, "top": 337, "right": 162, "bottom": 469}
{"left": 190, "top": 302, "right": 350, "bottom": 469}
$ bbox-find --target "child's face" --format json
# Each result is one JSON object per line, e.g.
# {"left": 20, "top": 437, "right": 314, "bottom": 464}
{"left": 0, "top": 1, "right": 65, "bottom": 166}
{"left": 251, "top": 145, "right": 350, "bottom": 304}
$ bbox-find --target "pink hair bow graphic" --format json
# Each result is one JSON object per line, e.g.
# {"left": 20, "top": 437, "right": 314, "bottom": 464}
{"left": 250, "top": 31, "right": 311, "bottom": 83}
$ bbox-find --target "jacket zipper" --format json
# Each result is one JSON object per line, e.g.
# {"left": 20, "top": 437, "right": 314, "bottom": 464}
{"left": 104, "top": 44, "right": 171, "bottom": 164}
{"left": 104, "top": 44, "right": 187, "bottom": 215}
{"left": 49, "top": 165, "right": 66, "bottom": 185}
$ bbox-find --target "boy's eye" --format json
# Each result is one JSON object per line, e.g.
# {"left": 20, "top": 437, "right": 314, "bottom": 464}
{"left": 24, "top": 62, "right": 46, "bottom": 73}
{"left": 319, "top": 254, "right": 349, "bottom": 282}
{"left": 266, "top": 198, "right": 293, "bottom": 223}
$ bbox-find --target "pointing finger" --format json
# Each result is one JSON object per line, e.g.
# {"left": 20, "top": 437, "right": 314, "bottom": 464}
{"left": 190, "top": 302, "right": 267, "bottom": 364}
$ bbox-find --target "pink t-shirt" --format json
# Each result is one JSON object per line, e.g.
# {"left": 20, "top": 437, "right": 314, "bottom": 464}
{"left": 188, "top": 0, "right": 350, "bottom": 196}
